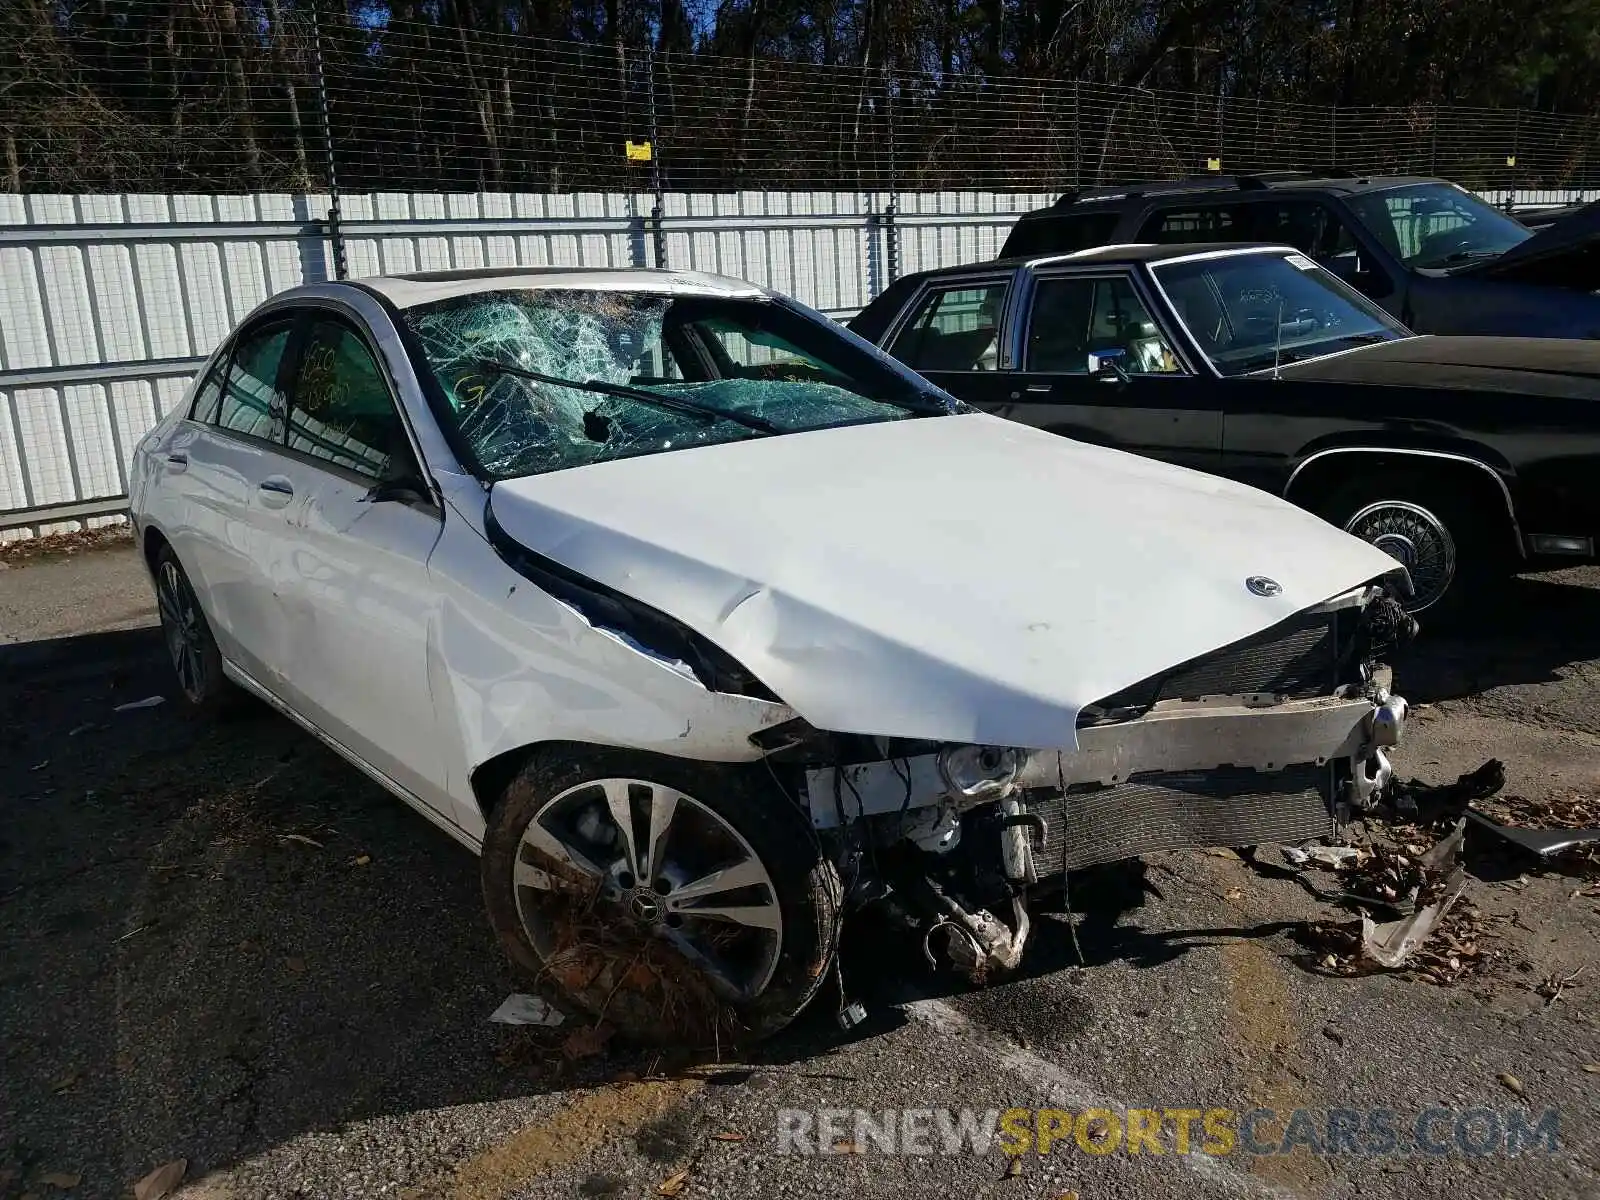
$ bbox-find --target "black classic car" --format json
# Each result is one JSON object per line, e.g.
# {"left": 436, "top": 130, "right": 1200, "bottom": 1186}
{"left": 848, "top": 243, "right": 1600, "bottom": 612}
{"left": 998, "top": 175, "right": 1600, "bottom": 338}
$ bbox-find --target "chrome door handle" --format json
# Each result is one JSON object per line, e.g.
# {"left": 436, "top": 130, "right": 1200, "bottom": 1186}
{"left": 257, "top": 477, "right": 294, "bottom": 508}
{"left": 165, "top": 451, "right": 188, "bottom": 472}
{"left": 1024, "top": 384, "right": 1053, "bottom": 394}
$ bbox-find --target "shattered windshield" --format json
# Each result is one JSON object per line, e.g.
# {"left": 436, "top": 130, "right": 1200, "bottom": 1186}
{"left": 1153, "top": 252, "right": 1408, "bottom": 376}
{"left": 1346, "top": 183, "right": 1532, "bottom": 268}
{"left": 401, "top": 289, "right": 952, "bottom": 479}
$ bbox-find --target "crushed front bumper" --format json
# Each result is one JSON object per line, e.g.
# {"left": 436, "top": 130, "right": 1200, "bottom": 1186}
{"left": 804, "top": 690, "right": 1403, "bottom": 876}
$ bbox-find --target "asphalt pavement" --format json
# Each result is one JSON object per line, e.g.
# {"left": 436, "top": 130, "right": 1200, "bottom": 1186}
{"left": 1, "top": 535, "right": 1597, "bottom": 1200}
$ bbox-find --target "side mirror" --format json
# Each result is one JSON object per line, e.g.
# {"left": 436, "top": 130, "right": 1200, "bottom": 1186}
{"left": 1087, "top": 350, "right": 1131, "bottom": 384}
{"left": 367, "top": 465, "right": 432, "bottom": 507}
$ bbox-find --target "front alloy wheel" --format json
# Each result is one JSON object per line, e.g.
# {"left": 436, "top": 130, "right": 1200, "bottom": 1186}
{"left": 481, "top": 749, "right": 840, "bottom": 1044}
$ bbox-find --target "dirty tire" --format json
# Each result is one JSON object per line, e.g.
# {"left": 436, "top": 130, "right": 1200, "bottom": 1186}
{"left": 481, "top": 746, "right": 841, "bottom": 1045}
{"left": 153, "top": 544, "right": 239, "bottom": 717}
{"left": 1313, "top": 474, "right": 1505, "bottom": 618}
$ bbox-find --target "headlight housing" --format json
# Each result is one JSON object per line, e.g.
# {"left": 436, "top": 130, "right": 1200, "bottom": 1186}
{"left": 937, "top": 745, "right": 1024, "bottom": 800}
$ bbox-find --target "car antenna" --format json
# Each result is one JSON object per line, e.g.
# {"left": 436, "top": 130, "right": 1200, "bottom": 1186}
{"left": 1272, "top": 296, "right": 1285, "bottom": 380}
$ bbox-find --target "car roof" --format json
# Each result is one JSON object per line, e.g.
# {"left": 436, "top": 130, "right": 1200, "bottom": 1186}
{"left": 339, "top": 267, "right": 767, "bottom": 309}
{"left": 1043, "top": 173, "right": 1443, "bottom": 210}
{"left": 893, "top": 242, "right": 1291, "bottom": 285}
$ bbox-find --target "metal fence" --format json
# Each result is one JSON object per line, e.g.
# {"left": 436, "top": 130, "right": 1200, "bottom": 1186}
{"left": 0, "top": 188, "right": 1043, "bottom": 537}
{"left": 10, "top": 17, "right": 1600, "bottom": 198}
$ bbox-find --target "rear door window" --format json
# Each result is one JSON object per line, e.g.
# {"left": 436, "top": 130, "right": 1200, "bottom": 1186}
{"left": 1005, "top": 211, "right": 1122, "bottom": 257}
{"left": 215, "top": 321, "right": 294, "bottom": 442}
{"left": 889, "top": 283, "right": 1009, "bottom": 372}
{"left": 1141, "top": 200, "right": 1360, "bottom": 260}
{"left": 1141, "top": 206, "right": 1241, "bottom": 243}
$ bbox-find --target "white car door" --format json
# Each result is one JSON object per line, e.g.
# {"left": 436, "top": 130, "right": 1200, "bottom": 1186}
{"left": 256, "top": 311, "right": 451, "bottom": 816}
{"left": 167, "top": 316, "right": 299, "bottom": 686}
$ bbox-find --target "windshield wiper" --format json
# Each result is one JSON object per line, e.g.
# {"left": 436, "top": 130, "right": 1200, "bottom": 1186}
{"left": 1417, "top": 248, "right": 1504, "bottom": 268}
{"left": 475, "top": 361, "right": 782, "bottom": 435}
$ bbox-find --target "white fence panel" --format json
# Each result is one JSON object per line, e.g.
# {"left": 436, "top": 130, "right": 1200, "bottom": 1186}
{"left": 0, "top": 187, "right": 1072, "bottom": 537}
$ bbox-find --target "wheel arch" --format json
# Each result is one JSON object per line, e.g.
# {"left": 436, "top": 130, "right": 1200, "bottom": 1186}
{"left": 1283, "top": 445, "right": 1523, "bottom": 559}
{"left": 467, "top": 738, "right": 780, "bottom": 826}
{"left": 140, "top": 522, "right": 172, "bottom": 577}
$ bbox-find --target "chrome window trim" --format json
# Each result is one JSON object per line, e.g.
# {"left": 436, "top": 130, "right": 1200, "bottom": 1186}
{"left": 1017, "top": 264, "right": 1201, "bottom": 378}
{"left": 879, "top": 271, "right": 1020, "bottom": 372}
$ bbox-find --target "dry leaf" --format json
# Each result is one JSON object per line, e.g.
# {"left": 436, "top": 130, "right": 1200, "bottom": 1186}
{"left": 50, "top": 1071, "right": 79, "bottom": 1093}
{"left": 1498, "top": 1072, "right": 1525, "bottom": 1097}
{"left": 710, "top": 1132, "right": 745, "bottom": 1143}
{"left": 1224, "top": 887, "right": 1244, "bottom": 901}
{"left": 133, "top": 1159, "right": 187, "bottom": 1200}
{"left": 657, "top": 1168, "right": 690, "bottom": 1197}
{"left": 280, "top": 833, "right": 323, "bottom": 849}
{"left": 832, "top": 1140, "right": 866, "bottom": 1154}
{"left": 352, "top": 854, "right": 372, "bottom": 866}
{"left": 1002, "top": 1156, "right": 1023, "bottom": 1179}
{"left": 561, "top": 1023, "right": 614, "bottom": 1060}
{"left": 38, "top": 1172, "right": 80, "bottom": 1189}
{"left": 1582, "top": 1064, "right": 1600, "bottom": 1074}
{"left": 285, "top": 956, "right": 306, "bottom": 974}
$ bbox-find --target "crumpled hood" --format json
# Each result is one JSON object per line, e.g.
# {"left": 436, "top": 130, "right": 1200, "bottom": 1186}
{"left": 489, "top": 413, "right": 1398, "bottom": 749}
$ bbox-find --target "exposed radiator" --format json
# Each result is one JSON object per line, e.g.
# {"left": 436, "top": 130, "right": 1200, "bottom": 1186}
{"left": 1026, "top": 763, "right": 1335, "bottom": 873}
{"left": 1092, "top": 609, "right": 1344, "bottom": 711}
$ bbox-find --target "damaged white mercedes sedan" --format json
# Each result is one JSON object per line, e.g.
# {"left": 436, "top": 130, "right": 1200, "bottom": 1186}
{"left": 129, "top": 267, "right": 1414, "bottom": 1041}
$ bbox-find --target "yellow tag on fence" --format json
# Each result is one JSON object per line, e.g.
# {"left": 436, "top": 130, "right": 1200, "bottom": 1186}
{"left": 625, "top": 140, "right": 653, "bottom": 163}
{"left": 1206, "top": 157, "right": 1222, "bottom": 172}
{"left": 1505, "top": 154, "right": 1517, "bottom": 167}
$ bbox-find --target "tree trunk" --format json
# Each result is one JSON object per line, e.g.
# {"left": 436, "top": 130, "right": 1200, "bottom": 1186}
{"left": 265, "top": 0, "right": 309, "bottom": 188}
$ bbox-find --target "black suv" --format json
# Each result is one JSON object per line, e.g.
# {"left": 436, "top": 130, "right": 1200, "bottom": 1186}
{"left": 1000, "top": 173, "right": 1600, "bottom": 339}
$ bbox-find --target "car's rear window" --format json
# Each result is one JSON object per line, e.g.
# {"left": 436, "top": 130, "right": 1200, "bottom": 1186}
{"left": 1002, "top": 210, "right": 1121, "bottom": 257}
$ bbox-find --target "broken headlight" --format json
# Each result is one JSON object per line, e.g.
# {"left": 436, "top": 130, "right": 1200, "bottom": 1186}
{"left": 938, "top": 745, "right": 1024, "bottom": 800}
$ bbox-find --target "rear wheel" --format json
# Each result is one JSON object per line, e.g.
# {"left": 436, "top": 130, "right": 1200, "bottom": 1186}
{"left": 1314, "top": 474, "right": 1505, "bottom": 615}
{"left": 481, "top": 747, "right": 841, "bottom": 1045}
{"left": 153, "top": 545, "right": 237, "bottom": 715}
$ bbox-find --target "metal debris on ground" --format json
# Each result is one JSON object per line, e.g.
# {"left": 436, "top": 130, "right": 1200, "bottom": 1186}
{"left": 1468, "top": 791, "right": 1600, "bottom": 869}
{"left": 1283, "top": 845, "right": 1364, "bottom": 869}
{"left": 488, "top": 993, "right": 566, "bottom": 1027}
{"left": 1382, "top": 759, "right": 1507, "bottom": 824}
{"left": 1303, "top": 819, "right": 1498, "bottom": 981}
{"left": 112, "top": 696, "right": 166, "bottom": 712}
{"left": 1381, "top": 759, "right": 1599, "bottom": 870}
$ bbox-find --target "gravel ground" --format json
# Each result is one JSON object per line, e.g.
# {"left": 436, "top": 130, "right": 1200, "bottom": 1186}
{"left": 1, "top": 540, "right": 1597, "bottom": 1200}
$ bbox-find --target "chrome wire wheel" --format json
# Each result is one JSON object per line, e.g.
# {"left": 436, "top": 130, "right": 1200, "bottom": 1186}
{"left": 156, "top": 558, "right": 207, "bottom": 702}
{"left": 1344, "top": 499, "right": 1458, "bottom": 612}
{"left": 514, "top": 777, "right": 784, "bottom": 1005}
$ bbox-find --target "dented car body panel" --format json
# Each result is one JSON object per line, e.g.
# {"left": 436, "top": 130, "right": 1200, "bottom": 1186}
{"left": 128, "top": 266, "right": 1413, "bottom": 1006}
{"left": 488, "top": 411, "right": 1399, "bottom": 748}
